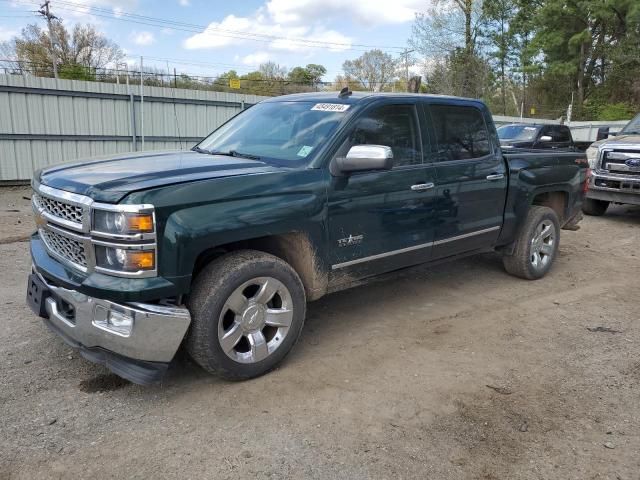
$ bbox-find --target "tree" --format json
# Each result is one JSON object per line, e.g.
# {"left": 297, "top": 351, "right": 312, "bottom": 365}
{"left": 288, "top": 64, "right": 327, "bottom": 87}
{"left": 527, "top": 0, "right": 640, "bottom": 118}
{"left": 483, "top": 0, "right": 518, "bottom": 114}
{"left": 342, "top": 49, "right": 397, "bottom": 91}
{"left": 259, "top": 61, "right": 287, "bottom": 80}
{"left": 410, "top": 0, "right": 485, "bottom": 96}
{"left": 424, "top": 48, "right": 493, "bottom": 98}
{"left": 7, "top": 22, "right": 123, "bottom": 78}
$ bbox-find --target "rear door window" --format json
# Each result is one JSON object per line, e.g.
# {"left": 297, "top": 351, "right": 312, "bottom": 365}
{"left": 429, "top": 105, "right": 491, "bottom": 161}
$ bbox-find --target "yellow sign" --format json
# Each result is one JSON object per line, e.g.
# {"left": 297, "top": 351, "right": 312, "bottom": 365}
{"left": 229, "top": 78, "right": 241, "bottom": 89}
{"left": 530, "top": 106, "right": 536, "bottom": 115}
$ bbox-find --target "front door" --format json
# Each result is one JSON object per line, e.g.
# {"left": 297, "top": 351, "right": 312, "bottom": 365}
{"left": 327, "top": 102, "right": 439, "bottom": 282}
{"left": 425, "top": 102, "right": 508, "bottom": 259}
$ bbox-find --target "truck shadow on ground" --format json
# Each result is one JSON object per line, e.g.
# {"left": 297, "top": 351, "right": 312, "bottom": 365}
{"left": 149, "top": 251, "right": 508, "bottom": 391}
{"left": 82, "top": 204, "right": 640, "bottom": 393}
{"left": 598, "top": 204, "right": 640, "bottom": 225}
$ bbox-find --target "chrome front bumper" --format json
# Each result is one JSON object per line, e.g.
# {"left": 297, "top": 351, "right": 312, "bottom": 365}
{"left": 33, "top": 271, "right": 191, "bottom": 364}
{"left": 587, "top": 172, "right": 640, "bottom": 206}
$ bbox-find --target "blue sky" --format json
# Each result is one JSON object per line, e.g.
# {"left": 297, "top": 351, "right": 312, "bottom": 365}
{"left": 0, "top": 0, "right": 429, "bottom": 81}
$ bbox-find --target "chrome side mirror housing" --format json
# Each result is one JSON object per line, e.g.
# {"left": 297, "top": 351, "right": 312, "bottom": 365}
{"left": 335, "top": 145, "right": 394, "bottom": 173}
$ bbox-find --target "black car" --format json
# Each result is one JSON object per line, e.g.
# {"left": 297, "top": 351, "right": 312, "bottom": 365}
{"left": 498, "top": 123, "right": 576, "bottom": 150}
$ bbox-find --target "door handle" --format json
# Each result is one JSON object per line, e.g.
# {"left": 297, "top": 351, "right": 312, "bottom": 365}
{"left": 411, "top": 182, "right": 435, "bottom": 191}
{"left": 486, "top": 174, "right": 505, "bottom": 181}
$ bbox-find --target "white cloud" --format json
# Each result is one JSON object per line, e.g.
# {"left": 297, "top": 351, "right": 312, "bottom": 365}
{"left": 161, "top": 28, "right": 174, "bottom": 35}
{"left": 0, "top": 26, "right": 18, "bottom": 42}
{"left": 183, "top": 13, "right": 352, "bottom": 52}
{"left": 266, "top": 0, "right": 424, "bottom": 26}
{"left": 131, "top": 31, "right": 155, "bottom": 46}
{"left": 241, "top": 51, "right": 271, "bottom": 66}
{"left": 179, "top": 0, "right": 190, "bottom": 5}
{"left": 113, "top": 7, "right": 124, "bottom": 18}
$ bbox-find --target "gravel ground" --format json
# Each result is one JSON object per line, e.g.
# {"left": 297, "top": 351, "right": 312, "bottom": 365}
{"left": 1, "top": 186, "right": 638, "bottom": 480}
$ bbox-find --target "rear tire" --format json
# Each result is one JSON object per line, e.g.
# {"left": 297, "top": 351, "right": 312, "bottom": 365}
{"left": 503, "top": 206, "right": 560, "bottom": 280}
{"left": 582, "top": 198, "right": 609, "bottom": 216}
{"left": 186, "top": 250, "right": 306, "bottom": 380}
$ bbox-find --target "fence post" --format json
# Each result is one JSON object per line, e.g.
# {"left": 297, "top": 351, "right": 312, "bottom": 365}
{"left": 140, "top": 56, "right": 145, "bottom": 151}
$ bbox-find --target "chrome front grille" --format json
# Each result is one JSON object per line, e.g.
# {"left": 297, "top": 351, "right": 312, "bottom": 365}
{"left": 33, "top": 192, "right": 84, "bottom": 226}
{"left": 39, "top": 228, "right": 88, "bottom": 269}
{"left": 32, "top": 182, "right": 157, "bottom": 278}
{"left": 601, "top": 150, "right": 640, "bottom": 176}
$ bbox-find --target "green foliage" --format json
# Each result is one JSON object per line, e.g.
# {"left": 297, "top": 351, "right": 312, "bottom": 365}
{"left": 410, "top": 0, "right": 640, "bottom": 120}
{"left": 58, "top": 63, "right": 95, "bottom": 81}
{"left": 584, "top": 100, "right": 636, "bottom": 121}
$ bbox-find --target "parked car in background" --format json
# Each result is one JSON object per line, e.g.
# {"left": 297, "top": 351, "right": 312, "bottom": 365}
{"left": 27, "top": 92, "right": 589, "bottom": 384}
{"left": 583, "top": 112, "right": 640, "bottom": 215}
{"left": 498, "top": 123, "right": 577, "bottom": 151}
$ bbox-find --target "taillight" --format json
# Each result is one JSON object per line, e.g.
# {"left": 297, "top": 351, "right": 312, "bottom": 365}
{"left": 583, "top": 168, "right": 591, "bottom": 193}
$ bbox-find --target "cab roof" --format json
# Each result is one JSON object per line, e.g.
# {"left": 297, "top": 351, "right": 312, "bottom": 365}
{"left": 262, "top": 91, "right": 487, "bottom": 108}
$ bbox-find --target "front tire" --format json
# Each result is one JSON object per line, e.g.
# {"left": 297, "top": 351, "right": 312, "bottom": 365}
{"left": 186, "top": 250, "right": 306, "bottom": 380}
{"left": 503, "top": 206, "right": 560, "bottom": 280}
{"left": 582, "top": 198, "right": 609, "bottom": 216}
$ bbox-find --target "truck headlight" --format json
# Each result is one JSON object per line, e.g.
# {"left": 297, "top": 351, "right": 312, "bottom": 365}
{"left": 94, "top": 210, "right": 154, "bottom": 235}
{"left": 90, "top": 204, "right": 157, "bottom": 277}
{"left": 95, "top": 245, "right": 156, "bottom": 273}
{"left": 586, "top": 146, "right": 599, "bottom": 168}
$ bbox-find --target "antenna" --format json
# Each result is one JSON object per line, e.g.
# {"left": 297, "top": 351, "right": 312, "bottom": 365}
{"left": 167, "top": 62, "right": 184, "bottom": 150}
{"left": 338, "top": 86, "right": 352, "bottom": 98}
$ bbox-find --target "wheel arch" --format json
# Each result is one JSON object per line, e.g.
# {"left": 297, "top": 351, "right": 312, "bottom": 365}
{"left": 531, "top": 190, "right": 568, "bottom": 223}
{"left": 192, "top": 232, "right": 329, "bottom": 301}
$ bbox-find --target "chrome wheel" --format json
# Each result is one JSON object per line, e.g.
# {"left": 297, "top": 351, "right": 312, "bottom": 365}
{"left": 217, "top": 277, "right": 294, "bottom": 364}
{"left": 530, "top": 220, "right": 556, "bottom": 270}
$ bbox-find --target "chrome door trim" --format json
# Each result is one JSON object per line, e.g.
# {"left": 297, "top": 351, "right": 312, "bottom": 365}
{"left": 432, "top": 225, "right": 500, "bottom": 246}
{"left": 331, "top": 226, "right": 501, "bottom": 270}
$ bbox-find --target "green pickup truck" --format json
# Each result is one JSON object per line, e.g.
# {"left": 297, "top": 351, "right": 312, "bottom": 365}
{"left": 27, "top": 91, "right": 589, "bottom": 384}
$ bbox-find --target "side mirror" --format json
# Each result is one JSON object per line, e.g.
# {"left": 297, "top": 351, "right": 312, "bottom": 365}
{"left": 335, "top": 145, "right": 394, "bottom": 173}
{"left": 539, "top": 135, "right": 553, "bottom": 142}
{"left": 596, "top": 127, "right": 609, "bottom": 141}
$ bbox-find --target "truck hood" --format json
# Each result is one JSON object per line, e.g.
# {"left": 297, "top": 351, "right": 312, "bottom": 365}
{"left": 37, "top": 150, "right": 278, "bottom": 203}
{"left": 589, "top": 133, "right": 640, "bottom": 149}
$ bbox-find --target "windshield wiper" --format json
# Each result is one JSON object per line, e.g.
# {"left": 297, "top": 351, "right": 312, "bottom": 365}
{"left": 191, "top": 145, "right": 211, "bottom": 154}
{"left": 209, "top": 150, "right": 262, "bottom": 160}
{"left": 192, "top": 147, "right": 262, "bottom": 160}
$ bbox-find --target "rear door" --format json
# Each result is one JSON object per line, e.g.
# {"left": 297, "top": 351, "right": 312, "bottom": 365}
{"left": 327, "top": 101, "right": 438, "bottom": 279}
{"left": 424, "top": 101, "right": 508, "bottom": 259}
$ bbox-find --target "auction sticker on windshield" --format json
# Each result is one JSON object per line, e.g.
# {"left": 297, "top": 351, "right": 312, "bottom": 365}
{"left": 311, "top": 103, "right": 350, "bottom": 112}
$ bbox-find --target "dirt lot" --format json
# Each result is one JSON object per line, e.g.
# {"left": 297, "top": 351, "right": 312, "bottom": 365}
{"left": 0, "top": 185, "right": 638, "bottom": 480}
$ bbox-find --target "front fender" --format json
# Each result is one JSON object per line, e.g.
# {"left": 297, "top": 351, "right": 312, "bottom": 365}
{"left": 125, "top": 169, "right": 329, "bottom": 286}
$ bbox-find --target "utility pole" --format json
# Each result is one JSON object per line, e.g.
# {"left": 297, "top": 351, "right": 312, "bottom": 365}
{"left": 401, "top": 49, "right": 415, "bottom": 92}
{"left": 38, "top": 1, "right": 58, "bottom": 78}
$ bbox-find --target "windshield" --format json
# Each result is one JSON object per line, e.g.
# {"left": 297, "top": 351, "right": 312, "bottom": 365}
{"left": 620, "top": 113, "right": 640, "bottom": 134}
{"left": 497, "top": 125, "right": 540, "bottom": 141}
{"left": 195, "top": 101, "right": 349, "bottom": 164}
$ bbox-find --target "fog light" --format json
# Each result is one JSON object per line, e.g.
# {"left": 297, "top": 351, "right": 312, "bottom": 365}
{"left": 107, "top": 309, "right": 134, "bottom": 335}
{"left": 93, "top": 305, "right": 134, "bottom": 336}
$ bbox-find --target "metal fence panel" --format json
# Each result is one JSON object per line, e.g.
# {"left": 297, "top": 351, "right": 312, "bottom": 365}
{"left": 0, "top": 74, "right": 268, "bottom": 181}
{"left": 1, "top": 74, "right": 633, "bottom": 182}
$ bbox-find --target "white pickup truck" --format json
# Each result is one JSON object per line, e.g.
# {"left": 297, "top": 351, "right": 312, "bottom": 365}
{"left": 584, "top": 113, "right": 640, "bottom": 215}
